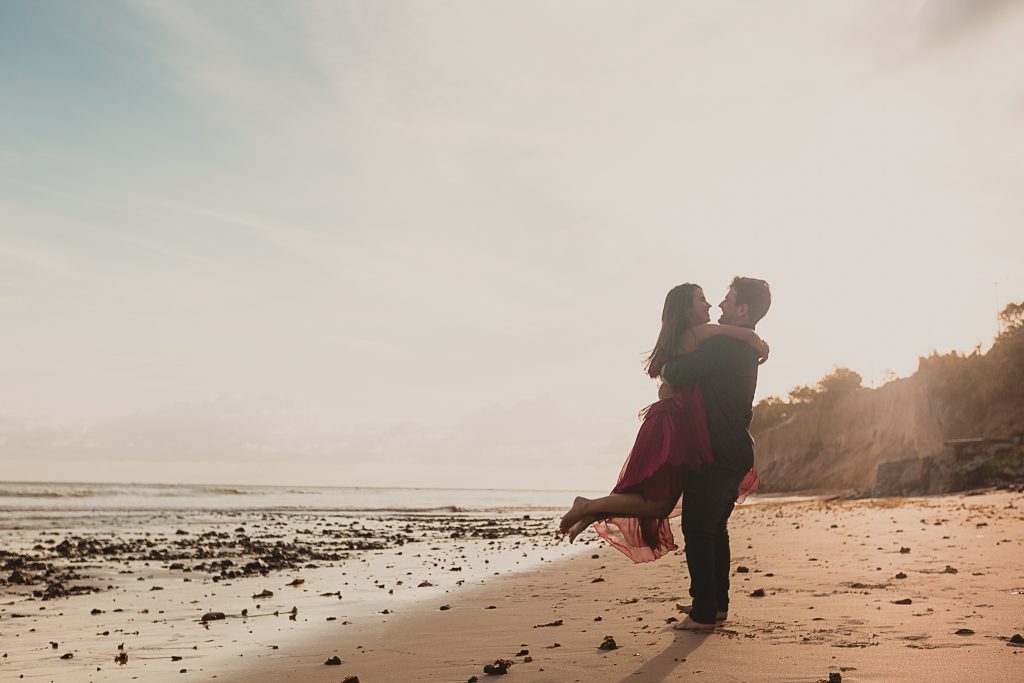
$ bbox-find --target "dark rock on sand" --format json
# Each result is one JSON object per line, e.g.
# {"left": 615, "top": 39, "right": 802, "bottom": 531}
{"left": 114, "top": 651, "right": 128, "bottom": 665}
{"left": 40, "top": 582, "right": 68, "bottom": 600}
{"left": 955, "top": 629, "right": 975, "bottom": 635}
{"left": 892, "top": 598, "right": 913, "bottom": 605}
{"left": 324, "top": 655, "right": 342, "bottom": 665}
{"left": 599, "top": 636, "right": 618, "bottom": 651}
{"left": 1008, "top": 634, "right": 1024, "bottom": 645}
{"left": 533, "top": 619, "right": 562, "bottom": 628}
{"left": 828, "top": 673, "right": 842, "bottom": 683}
{"left": 751, "top": 588, "right": 766, "bottom": 597}
{"left": 483, "top": 658, "right": 514, "bottom": 675}
{"left": 201, "top": 612, "right": 226, "bottom": 622}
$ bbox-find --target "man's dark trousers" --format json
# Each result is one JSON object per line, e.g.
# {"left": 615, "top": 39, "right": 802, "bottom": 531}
{"left": 681, "top": 470, "right": 742, "bottom": 624}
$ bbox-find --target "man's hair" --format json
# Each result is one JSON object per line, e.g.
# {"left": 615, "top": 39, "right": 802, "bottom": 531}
{"left": 731, "top": 276, "right": 771, "bottom": 325}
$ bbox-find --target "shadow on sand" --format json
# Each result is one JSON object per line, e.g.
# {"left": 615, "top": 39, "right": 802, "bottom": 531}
{"left": 615, "top": 628, "right": 712, "bottom": 683}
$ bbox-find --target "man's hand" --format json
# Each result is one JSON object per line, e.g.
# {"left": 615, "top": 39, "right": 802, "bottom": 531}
{"left": 757, "top": 340, "right": 770, "bottom": 365}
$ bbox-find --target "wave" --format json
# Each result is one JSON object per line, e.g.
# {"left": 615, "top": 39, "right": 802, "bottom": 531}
{"left": 199, "top": 487, "right": 250, "bottom": 495}
{"left": 301, "top": 504, "right": 471, "bottom": 513}
{"left": 0, "top": 481, "right": 584, "bottom": 513}
{"left": 292, "top": 504, "right": 565, "bottom": 514}
{"left": 0, "top": 489, "right": 96, "bottom": 498}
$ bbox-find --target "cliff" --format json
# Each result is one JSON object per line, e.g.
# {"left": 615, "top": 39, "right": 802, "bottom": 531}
{"left": 752, "top": 375, "right": 948, "bottom": 492}
{"left": 751, "top": 308, "right": 1024, "bottom": 493}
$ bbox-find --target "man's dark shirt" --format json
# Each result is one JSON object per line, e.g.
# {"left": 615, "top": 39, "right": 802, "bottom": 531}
{"left": 661, "top": 334, "right": 759, "bottom": 478}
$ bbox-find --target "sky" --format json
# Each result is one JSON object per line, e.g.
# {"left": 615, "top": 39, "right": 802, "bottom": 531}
{"left": 1, "top": 0, "right": 1022, "bottom": 490}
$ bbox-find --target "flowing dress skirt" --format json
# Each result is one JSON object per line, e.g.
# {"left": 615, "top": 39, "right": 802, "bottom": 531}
{"left": 592, "top": 384, "right": 759, "bottom": 562}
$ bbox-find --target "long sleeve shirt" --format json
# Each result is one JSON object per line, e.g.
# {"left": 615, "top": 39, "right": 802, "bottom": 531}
{"left": 661, "top": 335, "right": 759, "bottom": 477}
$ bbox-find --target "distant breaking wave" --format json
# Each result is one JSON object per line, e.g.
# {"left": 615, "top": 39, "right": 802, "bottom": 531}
{"left": 0, "top": 481, "right": 599, "bottom": 513}
{"left": 0, "top": 488, "right": 96, "bottom": 498}
{"left": 151, "top": 487, "right": 252, "bottom": 496}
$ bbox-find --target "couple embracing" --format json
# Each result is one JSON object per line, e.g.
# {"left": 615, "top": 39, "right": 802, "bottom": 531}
{"left": 559, "top": 277, "right": 771, "bottom": 630}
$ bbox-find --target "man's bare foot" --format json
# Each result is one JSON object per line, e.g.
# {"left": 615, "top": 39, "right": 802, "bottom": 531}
{"left": 566, "top": 515, "right": 596, "bottom": 543}
{"left": 675, "top": 603, "right": 728, "bottom": 621}
{"left": 558, "top": 496, "right": 590, "bottom": 535}
{"left": 672, "top": 615, "right": 716, "bottom": 631}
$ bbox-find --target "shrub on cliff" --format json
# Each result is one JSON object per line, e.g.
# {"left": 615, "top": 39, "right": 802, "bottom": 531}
{"left": 817, "top": 367, "right": 863, "bottom": 396}
{"left": 920, "top": 302, "right": 1024, "bottom": 437}
{"left": 751, "top": 395, "right": 791, "bottom": 432}
{"left": 751, "top": 303, "right": 1022, "bottom": 438}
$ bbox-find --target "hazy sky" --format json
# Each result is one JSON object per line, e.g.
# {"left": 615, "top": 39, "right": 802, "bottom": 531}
{"left": 2, "top": 0, "right": 1022, "bottom": 490}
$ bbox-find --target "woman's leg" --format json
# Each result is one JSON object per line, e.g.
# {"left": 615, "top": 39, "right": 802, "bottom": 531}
{"left": 559, "top": 493, "right": 674, "bottom": 536}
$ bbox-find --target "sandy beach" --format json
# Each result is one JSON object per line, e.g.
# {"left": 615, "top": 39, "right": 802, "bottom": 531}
{"left": 225, "top": 490, "right": 1023, "bottom": 683}
{"left": 3, "top": 488, "right": 1021, "bottom": 682}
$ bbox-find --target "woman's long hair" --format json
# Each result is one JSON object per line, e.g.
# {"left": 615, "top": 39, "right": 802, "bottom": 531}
{"left": 643, "top": 283, "right": 700, "bottom": 378}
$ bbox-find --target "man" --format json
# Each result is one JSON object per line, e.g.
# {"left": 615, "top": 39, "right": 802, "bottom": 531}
{"left": 661, "top": 276, "right": 771, "bottom": 630}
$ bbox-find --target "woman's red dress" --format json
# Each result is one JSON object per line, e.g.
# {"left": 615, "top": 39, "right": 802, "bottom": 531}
{"left": 592, "top": 383, "right": 759, "bottom": 562}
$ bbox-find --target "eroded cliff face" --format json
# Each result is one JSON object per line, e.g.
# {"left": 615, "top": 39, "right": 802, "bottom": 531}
{"left": 752, "top": 376, "right": 948, "bottom": 493}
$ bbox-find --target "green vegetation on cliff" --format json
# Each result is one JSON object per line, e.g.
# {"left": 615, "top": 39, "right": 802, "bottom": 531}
{"left": 753, "top": 302, "right": 1024, "bottom": 440}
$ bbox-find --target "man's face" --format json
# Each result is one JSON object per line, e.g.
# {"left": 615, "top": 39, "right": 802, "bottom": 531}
{"left": 718, "top": 287, "right": 747, "bottom": 325}
{"left": 689, "top": 288, "right": 712, "bottom": 325}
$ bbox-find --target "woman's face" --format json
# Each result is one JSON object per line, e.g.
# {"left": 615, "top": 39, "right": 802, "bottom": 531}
{"left": 689, "top": 288, "right": 712, "bottom": 325}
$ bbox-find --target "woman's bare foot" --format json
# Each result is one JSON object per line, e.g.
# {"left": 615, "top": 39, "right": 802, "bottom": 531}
{"left": 672, "top": 615, "right": 716, "bottom": 631}
{"left": 675, "top": 603, "right": 728, "bottom": 621}
{"left": 558, "top": 496, "right": 591, "bottom": 535}
{"left": 566, "top": 515, "right": 596, "bottom": 543}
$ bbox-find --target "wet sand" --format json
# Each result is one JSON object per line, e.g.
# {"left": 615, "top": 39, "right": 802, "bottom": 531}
{"left": 229, "top": 489, "right": 1024, "bottom": 683}
{"left": 0, "top": 507, "right": 578, "bottom": 680}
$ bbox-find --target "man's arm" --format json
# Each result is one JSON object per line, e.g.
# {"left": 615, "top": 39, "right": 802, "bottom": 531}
{"left": 661, "top": 336, "right": 732, "bottom": 387}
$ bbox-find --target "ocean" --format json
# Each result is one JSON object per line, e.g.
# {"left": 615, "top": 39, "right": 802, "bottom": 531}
{"left": 0, "top": 480, "right": 606, "bottom": 513}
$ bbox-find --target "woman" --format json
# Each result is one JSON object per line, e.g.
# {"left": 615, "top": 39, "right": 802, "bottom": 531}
{"left": 558, "top": 283, "right": 764, "bottom": 562}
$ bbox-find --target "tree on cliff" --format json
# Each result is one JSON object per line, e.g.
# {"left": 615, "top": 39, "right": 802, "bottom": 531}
{"left": 999, "top": 302, "right": 1023, "bottom": 333}
{"left": 912, "top": 301, "right": 1022, "bottom": 437}
{"left": 752, "top": 303, "right": 1022, "bottom": 438}
{"left": 817, "top": 367, "right": 863, "bottom": 396}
